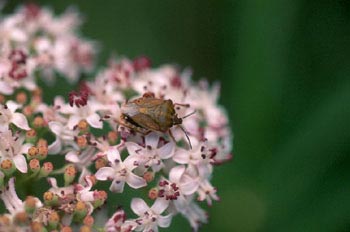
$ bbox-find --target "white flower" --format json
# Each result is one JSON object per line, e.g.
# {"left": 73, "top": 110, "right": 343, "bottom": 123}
{"left": 131, "top": 198, "right": 172, "bottom": 232}
{"left": 158, "top": 165, "right": 198, "bottom": 212}
{"left": 48, "top": 121, "right": 79, "bottom": 154}
{"left": 65, "top": 146, "right": 96, "bottom": 171}
{"left": 105, "top": 209, "right": 137, "bottom": 232}
{"left": 173, "top": 137, "right": 212, "bottom": 177}
{"left": 95, "top": 147, "right": 146, "bottom": 193}
{"left": 1, "top": 178, "right": 25, "bottom": 216}
{"left": 58, "top": 99, "right": 103, "bottom": 129}
{"left": 178, "top": 196, "right": 207, "bottom": 232}
{"left": 1, "top": 178, "right": 42, "bottom": 219}
{"left": 196, "top": 178, "right": 219, "bottom": 206}
{"left": 0, "top": 101, "right": 30, "bottom": 131}
{"left": 0, "top": 129, "right": 30, "bottom": 173}
{"left": 47, "top": 177, "right": 74, "bottom": 198}
{"left": 126, "top": 132, "right": 175, "bottom": 172}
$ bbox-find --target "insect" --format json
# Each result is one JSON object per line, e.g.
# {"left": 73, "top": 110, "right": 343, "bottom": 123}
{"left": 120, "top": 92, "right": 194, "bottom": 148}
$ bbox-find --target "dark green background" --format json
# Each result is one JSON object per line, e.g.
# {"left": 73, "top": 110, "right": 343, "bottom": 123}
{"left": 4, "top": 1, "right": 350, "bottom": 231}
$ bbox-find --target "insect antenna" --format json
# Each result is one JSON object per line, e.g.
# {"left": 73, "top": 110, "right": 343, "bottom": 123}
{"left": 168, "top": 126, "right": 192, "bottom": 149}
{"left": 178, "top": 125, "right": 192, "bottom": 149}
{"left": 182, "top": 110, "right": 196, "bottom": 119}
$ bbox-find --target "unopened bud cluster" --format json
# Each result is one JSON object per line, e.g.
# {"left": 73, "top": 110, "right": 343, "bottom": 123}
{"left": 0, "top": 4, "right": 232, "bottom": 231}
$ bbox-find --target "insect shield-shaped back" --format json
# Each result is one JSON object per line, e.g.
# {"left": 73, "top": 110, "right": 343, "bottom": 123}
{"left": 120, "top": 92, "right": 192, "bottom": 148}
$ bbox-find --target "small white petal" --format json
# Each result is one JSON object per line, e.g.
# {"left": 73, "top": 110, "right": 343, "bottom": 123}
{"left": 106, "top": 148, "right": 121, "bottom": 163}
{"left": 151, "top": 198, "right": 169, "bottom": 215}
{"left": 6, "top": 101, "right": 19, "bottom": 113}
{"left": 125, "top": 142, "right": 143, "bottom": 156}
{"left": 173, "top": 195, "right": 187, "bottom": 211}
{"left": 6, "top": 178, "right": 22, "bottom": 209}
{"left": 95, "top": 167, "right": 114, "bottom": 180}
{"left": 13, "top": 154, "right": 27, "bottom": 173}
{"left": 180, "top": 179, "right": 199, "bottom": 195}
{"left": 131, "top": 198, "right": 149, "bottom": 216}
{"left": 109, "top": 180, "right": 125, "bottom": 193}
{"left": 0, "top": 82, "right": 13, "bottom": 95}
{"left": 87, "top": 113, "right": 103, "bottom": 129}
{"left": 124, "top": 154, "right": 140, "bottom": 170}
{"left": 172, "top": 148, "right": 189, "bottom": 164}
{"left": 67, "top": 115, "right": 80, "bottom": 130}
{"left": 0, "top": 124, "right": 8, "bottom": 132}
{"left": 48, "top": 121, "right": 63, "bottom": 135}
{"left": 12, "top": 113, "right": 30, "bottom": 130}
{"left": 157, "top": 214, "right": 172, "bottom": 228}
{"left": 80, "top": 191, "right": 95, "bottom": 202}
{"left": 65, "top": 151, "right": 80, "bottom": 163}
{"left": 144, "top": 224, "right": 158, "bottom": 232}
{"left": 20, "top": 143, "right": 32, "bottom": 155}
{"left": 47, "top": 177, "right": 58, "bottom": 188}
{"left": 169, "top": 165, "right": 185, "bottom": 183}
{"left": 126, "top": 173, "right": 146, "bottom": 189}
{"left": 145, "top": 132, "right": 159, "bottom": 148}
{"left": 48, "top": 138, "right": 62, "bottom": 154}
{"left": 157, "top": 142, "right": 174, "bottom": 159}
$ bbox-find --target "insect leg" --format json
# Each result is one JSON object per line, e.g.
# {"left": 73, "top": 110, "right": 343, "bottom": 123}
{"left": 174, "top": 103, "right": 190, "bottom": 108}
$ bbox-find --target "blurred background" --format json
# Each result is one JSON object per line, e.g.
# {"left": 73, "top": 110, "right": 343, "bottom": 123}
{"left": 3, "top": 0, "right": 350, "bottom": 231}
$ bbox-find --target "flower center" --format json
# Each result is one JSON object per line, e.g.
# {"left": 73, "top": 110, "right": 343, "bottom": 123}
{"left": 158, "top": 180, "right": 180, "bottom": 200}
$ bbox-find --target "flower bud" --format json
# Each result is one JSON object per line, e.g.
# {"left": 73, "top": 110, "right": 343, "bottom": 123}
{"left": 77, "top": 119, "right": 89, "bottom": 132}
{"left": 16, "top": 91, "right": 27, "bottom": 104}
{"left": 95, "top": 157, "right": 107, "bottom": 170}
{"left": 61, "top": 226, "right": 73, "bottom": 232}
{"left": 76, "top": 135, "right": 88, "bottom": 148}
{"left": 37, "top": 145, "right": 48, "bottom": 160}
{"left": 0, "top": 215, "right": 10, "bottom": 225}
{"left": 83, "top": 215, "right": 94, "bottom": 226}
{"left": 26, "top": 129, "right": 37, "bottom": 143}
{"left": 107, "top": 131, "right": 118, "bottom": 144}
{"left": 64, "top": 164, "right": 77, "bottom": 186}
{"left": 0, "top": 95, "right": 5, "bottom": 104}
{"left": 29, "top": 159, "right": 40, "bottom": 173}
{"left": 79, "top": 225, "right": 92, "bottom": 232}
{"left": 1, "top": 159, "right": 16, "bottom": 176}
{"left": 73, "top": 201, "right": 88, "bottom": 222}
{"left": 33, "top": 116, "right": 45, "bottom": 128}
{"left": 39, "top": 162, "right": 53, "bottom": 177}
{"left": 37, "top": 138, "right": 48, "bottom": 147}
{"left": 43, "top": 191, "right": 59, "bottom": 206}
{"left": 22, "top": 105, "right": 34, "bottom": 116}
{"left": 14, "top": 211, "right": 28, "bottom": 225}
{"left": 148, "top": 188, "right": 159, "bottom": 200}
{"left": 92, "top": 190, "right": 107, "bottom": 208}
{"left": 143, "top": 171, "right": 154, "bottom": 183}
{"left": 47, "top": 211, "right": 59, "bottom": 230}
{"left": 25, "top": 196, "right": 38, "bottom": 214}
{"left": 30, "top": 221, "right": 47, "bottom": 232}
{"left": 27, "top": 146, "right": 39, "bottom": 160}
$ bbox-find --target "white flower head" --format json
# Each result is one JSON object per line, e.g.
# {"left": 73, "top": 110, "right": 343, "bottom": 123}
{"left": 126, "top": 132, "right": 175, "bottom": 173}
{"left": 0, "top": 101, "right": 30, "bottom": 132}
{"left": 0, "top": 129, "right": 30, "bottom": 173}
{"left": 95, "top": 146, "right": 146, "bottom": 193}
{"left": 105, "top": 209, "right": 137, "bottom": 232}
{"left": 158, "top": 165, "right": 198, "bottom": 212}
{"left": 131, "top": 198, "right": 172, "bottom": 232}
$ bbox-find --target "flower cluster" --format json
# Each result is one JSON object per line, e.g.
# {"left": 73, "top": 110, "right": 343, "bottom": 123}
{"left": 0, "top": 4, "right": 232, "bottom": 232}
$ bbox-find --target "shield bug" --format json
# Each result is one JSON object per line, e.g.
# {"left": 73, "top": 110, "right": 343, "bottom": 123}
{"left": 119, "top": 92, "right": 194, "bottom": 148}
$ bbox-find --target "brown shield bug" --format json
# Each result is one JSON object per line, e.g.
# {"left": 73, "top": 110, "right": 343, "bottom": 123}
{"left": 119, "top": 92, "right": 194, "bottom": 148}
